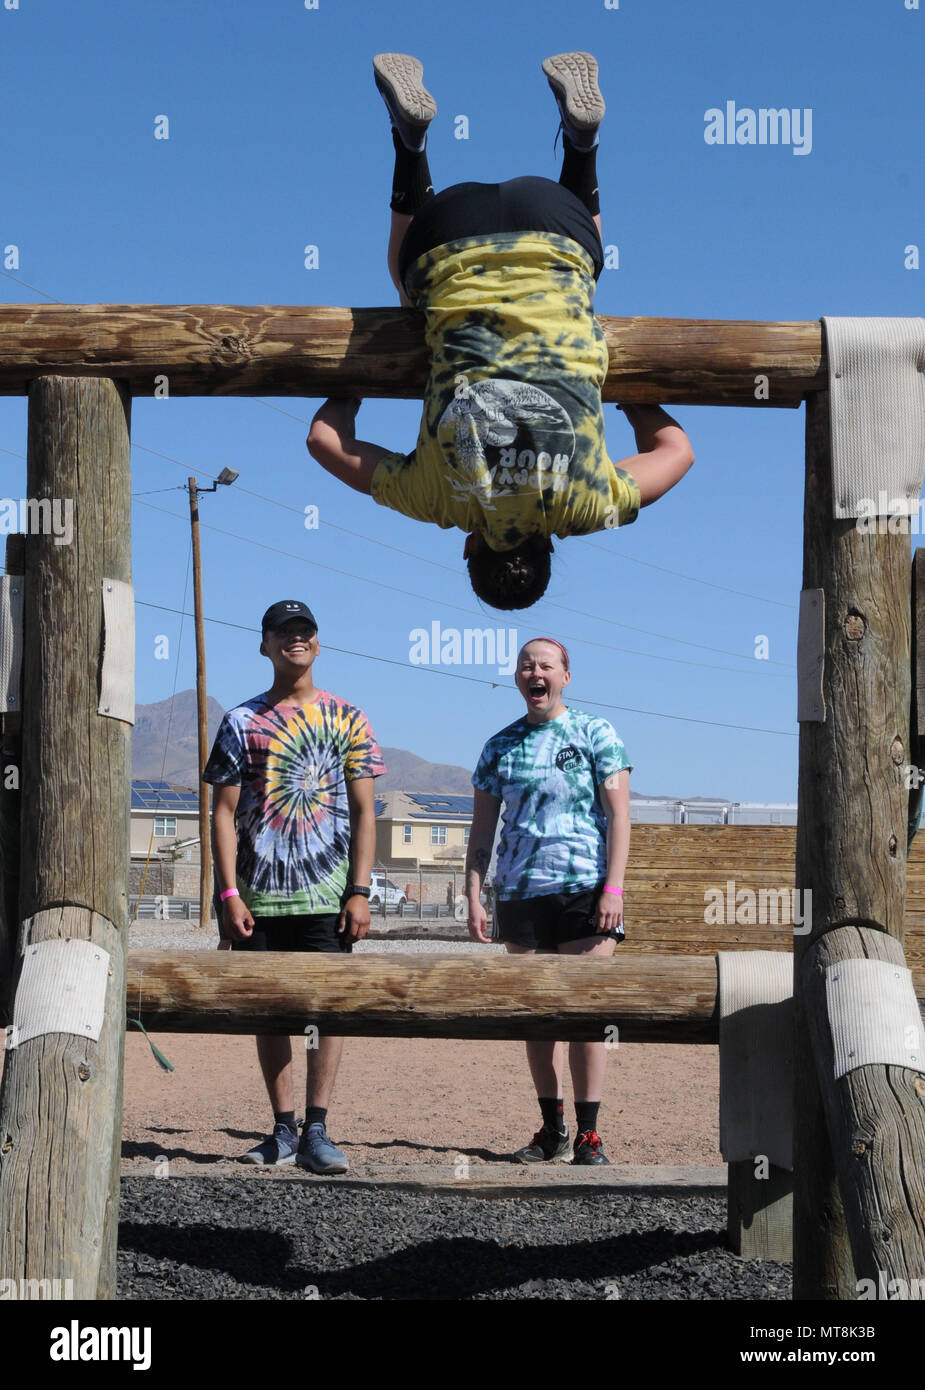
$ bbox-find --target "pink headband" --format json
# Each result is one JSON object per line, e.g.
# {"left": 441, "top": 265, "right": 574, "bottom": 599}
{"left": 522, "top": 637, "right": 570, "bottom": 671}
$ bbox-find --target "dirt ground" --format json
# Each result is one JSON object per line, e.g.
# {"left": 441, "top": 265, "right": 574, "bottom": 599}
{"left": 121, "top": 1031, "right": 722, "bottom": 1174}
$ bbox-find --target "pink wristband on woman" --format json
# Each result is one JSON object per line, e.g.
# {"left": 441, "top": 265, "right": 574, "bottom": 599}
{"left": 220, "top": 888, "right": 240, "bottom": 901}
{"left": 602, "top": 886, "right": 623, "bottom": 896}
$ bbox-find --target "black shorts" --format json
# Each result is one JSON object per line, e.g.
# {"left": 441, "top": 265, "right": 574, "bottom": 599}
{"left": 230, "top": 913, "right": 351, "bottom": 953}
{"left": 398, "top": 176, "right": 604, "bottom": 288}
{"left": 493, "top": 886, "right": 625, "bottom": 952}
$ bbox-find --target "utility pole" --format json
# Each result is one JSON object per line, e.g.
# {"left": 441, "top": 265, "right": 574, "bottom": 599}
{"left": 187, "top": 468, "right": 238, "bottom": 929}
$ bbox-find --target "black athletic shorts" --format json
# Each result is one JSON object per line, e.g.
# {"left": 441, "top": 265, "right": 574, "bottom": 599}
{"left": 230, "top": 913, "right": 352, "bottom": 953}
{"left": 398, "top": 176, "right": 604, "bottom": 288}
{"left": 493, "top": 886, "right": 625, "bottom": 952}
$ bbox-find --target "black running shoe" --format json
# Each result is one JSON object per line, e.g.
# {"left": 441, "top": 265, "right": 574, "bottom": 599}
{"left": 573, "top": 1129, "right": 611, "bottom": 1165}
{"left": 513, "top": 1124, "right": 571, "bottom": 1163}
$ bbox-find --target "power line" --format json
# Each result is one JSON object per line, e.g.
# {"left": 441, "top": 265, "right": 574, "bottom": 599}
{"left": 134, "top": 597, "right": 796, "bottom": 737}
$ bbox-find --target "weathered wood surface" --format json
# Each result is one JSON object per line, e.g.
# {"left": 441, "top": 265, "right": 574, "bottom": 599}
{"left": 802, "top": 926, "right": 925, "bottom": 1298}
{"left": 124, "top": 950, "right": 721, "bottom": 1041}
{"left": 0, "top": 534, "right": 24, "bottom": 1022}
{"left": 0, "top": 306, "right": 824, "bottom": 406}
{"left": 793, "top": 388, "right": 920, "bottom": 1299}
{"left": 727, "top": 1160, "right": 793, "bottom": 1262}
{"left": 0, "top": 377, "right": 132, "bottom": 1300}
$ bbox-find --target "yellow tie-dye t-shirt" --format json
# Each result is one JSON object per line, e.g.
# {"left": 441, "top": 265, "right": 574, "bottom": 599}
{"left": 370, "top": 231, "right": 640, "bottom": 551}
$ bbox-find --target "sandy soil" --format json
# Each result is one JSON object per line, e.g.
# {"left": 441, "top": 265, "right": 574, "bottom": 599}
{"left": 122, "top": 1031, "right": 721, "bottom": 1174}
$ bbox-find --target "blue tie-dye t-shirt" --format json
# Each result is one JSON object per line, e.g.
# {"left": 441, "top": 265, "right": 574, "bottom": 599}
{"left": 202, "top": 690, "right": 385, "bottom": 916}
{"left": 472, "top": 706, "right": 631, "bottom": 900}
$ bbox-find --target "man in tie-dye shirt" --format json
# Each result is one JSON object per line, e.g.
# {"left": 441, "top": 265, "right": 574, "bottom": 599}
{"left": 203, "top": 599, "right": 385, "bottom": 1174}
{"left": 307, "top": 51, "right": 694, "bottom": 609}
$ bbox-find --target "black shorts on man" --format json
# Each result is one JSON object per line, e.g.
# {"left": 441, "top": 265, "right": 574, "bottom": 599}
{"left": 230, "top": 913, "right": 352, "bottom": 953}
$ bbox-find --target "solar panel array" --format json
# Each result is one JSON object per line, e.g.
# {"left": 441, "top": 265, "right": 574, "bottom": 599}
{"left": 131, "top": 780, "right": 200, "bottom": 811}
{"left": 404, "top": 793, "right": 473, "bottom": 820}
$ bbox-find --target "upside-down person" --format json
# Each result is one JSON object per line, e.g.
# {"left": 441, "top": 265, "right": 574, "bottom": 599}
{"left": 307, "top": 51, "right": 694, "bottom": 611}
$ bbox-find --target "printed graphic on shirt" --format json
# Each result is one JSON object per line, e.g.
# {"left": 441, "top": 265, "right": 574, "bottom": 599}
{"left": 203, "top": 691, "right": 385, "bottom": 917}
{"left": 472, "top": 706, "right": 631, "bottom": 900}
{"left": 437, "top": 379, "right": 576, "bottom": 507}
{"left": 370, "top": 232, "right": 640, "bottom": 551}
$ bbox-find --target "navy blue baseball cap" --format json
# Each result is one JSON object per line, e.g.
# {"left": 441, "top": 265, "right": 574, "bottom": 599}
{"left": 261, "top": 600, "right": 318, "bottom": 633}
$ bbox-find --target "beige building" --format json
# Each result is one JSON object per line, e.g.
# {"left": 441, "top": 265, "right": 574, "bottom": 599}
{"left": 374, "top": 790, "right": 473, "bottom": 870}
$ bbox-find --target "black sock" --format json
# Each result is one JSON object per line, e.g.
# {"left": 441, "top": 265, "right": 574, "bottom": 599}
{"left": 305, "top": 1106, "right": 328, "bottom": 1129}
{"left": 274, "top": 1110, "right": 297, "bottom": 1131}
{"left": 539, "top": 1097, "right": 566, "bottom": 1134}
{"left": 390, "top": 126, "right": 435, "bottom": 214}
{"left": 559, "top": 133, "right": 600, "bottom": 216}
{"left": 575, "top": 1100, "right": 600, "bottom": 1135}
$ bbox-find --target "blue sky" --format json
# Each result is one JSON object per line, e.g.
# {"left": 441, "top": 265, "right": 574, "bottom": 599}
{"left": 1, "top": 0, "right": 922, "bottom": 800}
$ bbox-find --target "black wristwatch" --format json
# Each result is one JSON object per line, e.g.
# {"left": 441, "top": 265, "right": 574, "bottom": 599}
{"left": 346, "top": 884, "right": 371, "bottom": 898}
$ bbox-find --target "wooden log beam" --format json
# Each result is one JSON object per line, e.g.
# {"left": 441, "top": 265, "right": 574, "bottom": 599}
{"left": 0, "top": 306, "right": 824, "bottom": 407}
{"left": 0, "top": 377, "right": 132, "bottom": 1300}
{"left": 124, "top": 950, "right": 720, "bottom": 1041}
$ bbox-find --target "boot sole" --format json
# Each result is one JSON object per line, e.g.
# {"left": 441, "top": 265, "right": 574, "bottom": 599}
{"left": 373, "top": 53, "right": 437, "bottom": 129}
{"left": 542, "top": 51, "right": 605, "bottom": 130}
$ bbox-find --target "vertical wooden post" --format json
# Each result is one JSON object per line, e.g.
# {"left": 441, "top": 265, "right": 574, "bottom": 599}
{"left": 0, "top": 376, "right": 132, "bottom": 1299}
{"left": 794, "top": 388, "right": 925, "bottom": 1298}
{"left": 0, "top": 533, "right": 25, "bottom": 1021}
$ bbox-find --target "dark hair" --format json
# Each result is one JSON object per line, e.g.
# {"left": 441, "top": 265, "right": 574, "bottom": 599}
{"left": 466, "top": 537, "right": 553, "bottom": 611}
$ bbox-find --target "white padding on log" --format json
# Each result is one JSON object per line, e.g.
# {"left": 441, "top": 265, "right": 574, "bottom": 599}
{"left": 826, "top": 957, "right": 925, "bottom": 1079}
{"left": 718, "top": 952, "right": 793, "bottom": 1170}
{"left": 822, "top": 316, "right": 925, "bottom": 520}
{"left": 0, "top": 574, "right": 24, "bottom": 712}
{"left": 98, "top": 578, "right": 134, "bottom": 724}
{"left": 6, "top": 938, "right": 111, "bottom": 1049}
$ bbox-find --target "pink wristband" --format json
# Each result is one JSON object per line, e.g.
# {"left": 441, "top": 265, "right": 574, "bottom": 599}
{"left": 602, "top": 886, "right": 623, "bottom": 896}
{"left": 220, "top": 888, "right": 240, "bottom": 901}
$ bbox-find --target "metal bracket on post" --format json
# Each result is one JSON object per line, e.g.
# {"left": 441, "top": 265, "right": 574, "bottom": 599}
{"left": 0, "top": 575, "right": 24, "bottom": 715}
{"left": 821, "top": 316, "right": 925, "bottom": 521}
{"left": 98, "top": 578, "right": 135, "bottom": 725}
{"left": 797, "top": 588, "right": 825, "bottom": 723}
{"left": 718, "top": 951, "right": 794, "bottom": 1262}
{"left": 6, "top": 938, "right": 111, "bottom": 1049}
{"left": 826, "top": 958, "right": 925, "bottom": 1078}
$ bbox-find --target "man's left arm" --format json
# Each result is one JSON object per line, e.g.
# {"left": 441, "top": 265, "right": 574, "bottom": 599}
{"left": 596, "top": 769, "right": 632, "bottom": 934}
{"left": 341, "top": 775, "right": 377, "bottom": 943}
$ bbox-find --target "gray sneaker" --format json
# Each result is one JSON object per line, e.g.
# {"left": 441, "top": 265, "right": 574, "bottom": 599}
{"left": 297, "top": 1121, "right": 349, "bottom": 1174}
{"left": 542, "top": 51, "right": 605, "bottom": 149}
{"left": 373, "top": 53, "right": 437, "bottom": 151}
{"left": 238, "top": 1121, "right": 300, "bottom": 1166}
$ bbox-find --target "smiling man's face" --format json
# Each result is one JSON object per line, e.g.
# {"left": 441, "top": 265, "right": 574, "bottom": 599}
{"left": 261, "top": 619, "right": 319, "bottom": 668}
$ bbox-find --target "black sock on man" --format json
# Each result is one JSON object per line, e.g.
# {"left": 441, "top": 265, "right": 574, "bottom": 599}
{"left": 575, "top": 1100, "right": 600, "bottom": 1134}
{"left": 274, "top": 1110, "right": 297, "bottom": 1131}
{"left": 390, "top": 127, "right": 435, "bottom": 214}
{"left": 539, "top": 1096, "right": 566, "bottom": 1134}
{"left": 559, "top": 133, "right": 600, "bottom": 217}
{"left": 305, "top": 1106, "right": 328, "bottom": 1129}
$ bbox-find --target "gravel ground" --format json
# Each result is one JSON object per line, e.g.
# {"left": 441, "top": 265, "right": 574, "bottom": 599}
{"left": 118, "top": 1178, "right": 790, "bottom": 1301}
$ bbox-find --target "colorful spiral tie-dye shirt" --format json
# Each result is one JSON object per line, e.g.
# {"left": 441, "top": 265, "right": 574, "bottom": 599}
{"left": 370, "top": 231, "right": 641, "bottom": 551}
{"left": 202, "top": 691, "right": 385, "bottom": 916}
{"left": 472, "top": 706, "right": 631, "bottom": 899}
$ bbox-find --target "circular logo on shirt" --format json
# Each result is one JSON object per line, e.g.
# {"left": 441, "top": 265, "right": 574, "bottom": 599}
{"left": 555, "top": 745, "right": 582, "bottom": 772}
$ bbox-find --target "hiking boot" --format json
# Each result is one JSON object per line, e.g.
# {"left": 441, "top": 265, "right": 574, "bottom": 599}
{"left": 542, "top": 51, "right": 605, "bottom": 149}
{"left": 513, "top": 1124, "right": 571, "bottom": 1163}
{"left": 297, "top": 1121, "right": 349, "bottom": 1174}
{"left": 238, "top": 1121, "right": 300, "bottom": 1166}
{"left": 373, "top": 53, "right": 437, "bottom": 151}
{"left": 573, "top": 1129, "right": 611, "bottom": 1165}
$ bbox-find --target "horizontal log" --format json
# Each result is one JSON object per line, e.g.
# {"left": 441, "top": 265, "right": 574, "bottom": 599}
{"left": 125, "top": 950, "right": 721, "bottom": 1042}
{"left": 0, "top": 306, "right": 825, "bottom": 406}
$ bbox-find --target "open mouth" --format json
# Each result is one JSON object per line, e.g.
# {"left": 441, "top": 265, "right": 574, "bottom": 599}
{"left": 528, "top": 681, "right": 547, "bottom": 699}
